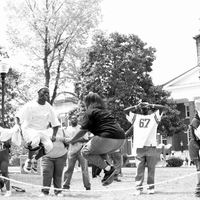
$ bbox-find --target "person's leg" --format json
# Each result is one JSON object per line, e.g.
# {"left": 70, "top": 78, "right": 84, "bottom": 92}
{"left": 81, "top": 136, "right": 125, "bottom": 186}
{"left": 109, "top": 151, "right": 122, "bottom": 181}
{"left": 32, "top": 135, "right": 53, "bottom": 173}
{"left": 1, "top": 160, "right": 11, "bottom": 196}
{"left": 92, "top": 164, "right": 97, "bottom": 178}
{"left": 24, "top": 132, "right": 41, "bottom": 173}
{"left": 189, "top": 139, "right": 200, "bottom": 197}
{"left": 40, "top": 156, "right": 54, "bottom": 196}
{"left": 96, "top": 166, "right": 102, "bottom": 176}
{"left": 81, "top": 136, "right": 125, "bottom": 169}
{"left": 77, "top": 152, "right": 91, "bottom": 190}
{"left": 62, "top": 153, "right": 77, "bottom": 189}
{"left": 53, "top": 153, "right": 67, "bottom": 196}
{"left": 134, "top": 148, "right": 146, "bottom": 192}
{"left": 146, "top": 147, "right": 157, "bottom": 192}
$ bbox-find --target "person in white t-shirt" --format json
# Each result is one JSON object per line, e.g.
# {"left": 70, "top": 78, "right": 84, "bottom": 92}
{"left": 62, "top": 115, "right": 91, "bottom": 190}
{"left": 15, "top": 87, "right": 60, "bottom": 173}
{"left": 124, "top": 102, "right": 165, "bottom": 196}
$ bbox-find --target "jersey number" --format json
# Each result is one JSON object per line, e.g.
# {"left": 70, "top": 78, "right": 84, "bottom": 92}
{"left": 139, "top": 119, "right": 150, "bottom": 128}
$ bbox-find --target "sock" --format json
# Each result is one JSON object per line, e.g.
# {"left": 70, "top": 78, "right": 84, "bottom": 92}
{"left": 105, "top": 165, "right": 111, "bottom": 171}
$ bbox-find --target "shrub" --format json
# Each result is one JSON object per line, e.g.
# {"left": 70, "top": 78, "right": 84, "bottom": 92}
{"left": 166, "top": 157, "right": 184, "bottom": 167}
{"left": 9, "top": 140, "right": 28, "bottom": 166}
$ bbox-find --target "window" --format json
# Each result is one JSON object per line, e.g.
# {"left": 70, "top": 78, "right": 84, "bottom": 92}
{"left": 185, "top": 104, "right": 190, "bottom": 118}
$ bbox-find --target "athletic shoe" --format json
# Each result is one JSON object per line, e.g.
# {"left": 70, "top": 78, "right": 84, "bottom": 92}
{"left": 133, "top": 190, "right": 142, "bottom": 196}
{"left": 4, "top": 191, "right": 12, "bottom": 197}
{"left": 39, "top": 192, "right": 48, "bottom": 197}
{"left": 24, "top": 159, "right": 32, "bottom": 173}
{"left": 85, "top": 187, "right": 91, "bottom": 190}
{"left": 114, "top": 178, "right": 121, "bottom": 182}
{"left": 62, "top": 185, "right": 70, "bottom": 191}
{"left": 32, "top": 160, "right": 38, "bottom": 173}
{"left": 147, "top": 188, "right": 155, "bottom": 194}
{"left": 101, "top": 166, "right": 117, "bottom": 186}
{"left": 56, "top": 193, "right": 63, "bottom": 197}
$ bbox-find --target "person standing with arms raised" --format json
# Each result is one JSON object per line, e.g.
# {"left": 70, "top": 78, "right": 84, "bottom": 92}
{"left": 124, "top": 101, "right": 165, "bottom": 196}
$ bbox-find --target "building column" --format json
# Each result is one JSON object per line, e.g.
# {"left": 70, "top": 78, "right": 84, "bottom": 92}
{"left": 188, "top": 100, "right": 195, "bottom": 122}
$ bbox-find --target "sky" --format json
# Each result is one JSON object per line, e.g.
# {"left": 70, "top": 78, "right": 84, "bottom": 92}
{"left": 98, "top": 0, "right": 200, "bottom": 85}
{"left": 0, "top": 0, "right": 200, "bottom": 85}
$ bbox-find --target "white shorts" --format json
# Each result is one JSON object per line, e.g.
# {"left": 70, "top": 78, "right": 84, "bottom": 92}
{"left": 23, "top": 128, "right": 53, "bottom": 153}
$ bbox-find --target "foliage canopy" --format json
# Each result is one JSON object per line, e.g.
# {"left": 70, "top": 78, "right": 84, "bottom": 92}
{"left": 75, "top": 32, "right": 186, "bottom": 137}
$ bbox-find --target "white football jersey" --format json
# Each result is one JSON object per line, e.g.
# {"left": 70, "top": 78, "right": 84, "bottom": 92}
{"left": 127, "top": 110, "right": 161, "bottom": 148}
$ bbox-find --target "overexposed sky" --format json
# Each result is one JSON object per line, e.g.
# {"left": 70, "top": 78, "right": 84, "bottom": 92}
{"left": 1, "top": 0, "right": 200, "bottom": 85}
{"left": 99, "top": 0, "right": 200, "bottom": 85}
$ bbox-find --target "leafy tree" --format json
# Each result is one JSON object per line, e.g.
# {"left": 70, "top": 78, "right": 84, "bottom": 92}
{"left": 75, "top": 32, "right": 186, "bottom": 137}
{"left": 5, "top": 0, "right": 102, "bottom": 104}
{"left": 0, "top": 46, "right": 21, "bottom": 127}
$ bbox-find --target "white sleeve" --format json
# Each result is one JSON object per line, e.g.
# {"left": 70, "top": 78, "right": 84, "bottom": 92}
{"left": 126, "top": 111, "right": 135, "bottom": 123}
{"left": 195, "top": 126, "right": 200, "bottom": 139}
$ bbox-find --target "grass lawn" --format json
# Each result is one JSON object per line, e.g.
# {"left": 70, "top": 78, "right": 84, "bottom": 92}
{"left": 0, "top": 166, "right": 198, "bottom": 200}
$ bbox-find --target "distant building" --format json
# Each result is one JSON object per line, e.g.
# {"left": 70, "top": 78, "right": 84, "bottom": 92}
{"left": 163, "top": 33, "right": 200, "bottom": 151}
{"left": 53, "top": 97, "right": 78, "bottom": 128}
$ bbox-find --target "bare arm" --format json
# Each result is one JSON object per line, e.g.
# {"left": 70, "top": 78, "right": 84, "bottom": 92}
{"left": 124, "top": 104, "right": 140, "bottom": 115}
{"left": 52, "top": 126, "right": 59, "bottom": 137}
{"left": 64, "top": 129, "right": 88, "bottom": 144}
{"left": 125, "top": 125, "right": 134, "bottom": 138}
{"left": 15, "top": 117, "right": 20, "bottom": 125}
{"left": 51, "top": 126, "right": 59, "bottom": 142}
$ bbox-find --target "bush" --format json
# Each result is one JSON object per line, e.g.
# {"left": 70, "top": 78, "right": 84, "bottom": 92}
{"left": 166, "top": 157, "right": 184, "bottom": 167}
{"left": 9, "top": 140, "right": 28, "bottom": 166}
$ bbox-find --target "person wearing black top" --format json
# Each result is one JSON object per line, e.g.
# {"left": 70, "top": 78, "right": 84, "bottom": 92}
{"left": 63, "top": 92, "right": 125, "bottom": 186}
{"left": 0, "top": 140, "right": 11, "bottom": 197}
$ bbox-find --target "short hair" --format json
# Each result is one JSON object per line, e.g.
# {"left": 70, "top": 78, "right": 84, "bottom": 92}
{"left": 38, "top": 86, "right": 49, "bottom": 93}
{"left": 84, "top": 92, "right": 106, "bottom": 109}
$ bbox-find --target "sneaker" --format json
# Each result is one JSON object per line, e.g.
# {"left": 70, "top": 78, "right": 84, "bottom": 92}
{"left": 133, "top": 190, "right": 141, "bottom": 196}
{"left": 24, "top": 159, "right": 32, "bottom": 173}
{"left": 85, "top": 187, "right": 91, "bottom": 190}
{"left": 102, "top": 166, "right": 117, "bottom": 186}
{"left": 56, "top": 193, "right": 63, "bottom": 197}
{"left": 39, "top": 192, "right": 48, "bottom": 197}
{"left": 114, "top": 178, "right": 121, "bottom": 182}
{"left": 4, "top": 191, "right": 12, "bottom": 197}
{"left": 62, "top": 185, "right": 70, "bottom": 191}
{"left": 147, "top": 189, "right": 155, "bottom": 194}
{"left": 32, "top": 160, "right": 38, "bottom": 173}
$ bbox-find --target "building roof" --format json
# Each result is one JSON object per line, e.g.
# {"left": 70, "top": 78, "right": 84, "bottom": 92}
{"left": 162, "top": 65, "right": 199, "bottom": 87}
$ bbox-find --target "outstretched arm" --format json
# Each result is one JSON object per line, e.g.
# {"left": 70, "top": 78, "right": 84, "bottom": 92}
{"left": 125, "top": 125, "right": 134, "bottom": 138}
{"left": 52, "top": 126, "right": 59, "bottom": 142}
{"left": 124, "top": 103, "right": 141, "bottom": 115}
{"left": 64, "top": 129, "right": 88, "bottom": 144}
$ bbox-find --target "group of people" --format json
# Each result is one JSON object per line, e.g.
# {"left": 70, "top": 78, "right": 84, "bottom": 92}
{"left": 1, "top": 86, "right": 200, "bottom": 197}
{"left": 0, "top": 88, "right": 126, "bottom": 197}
